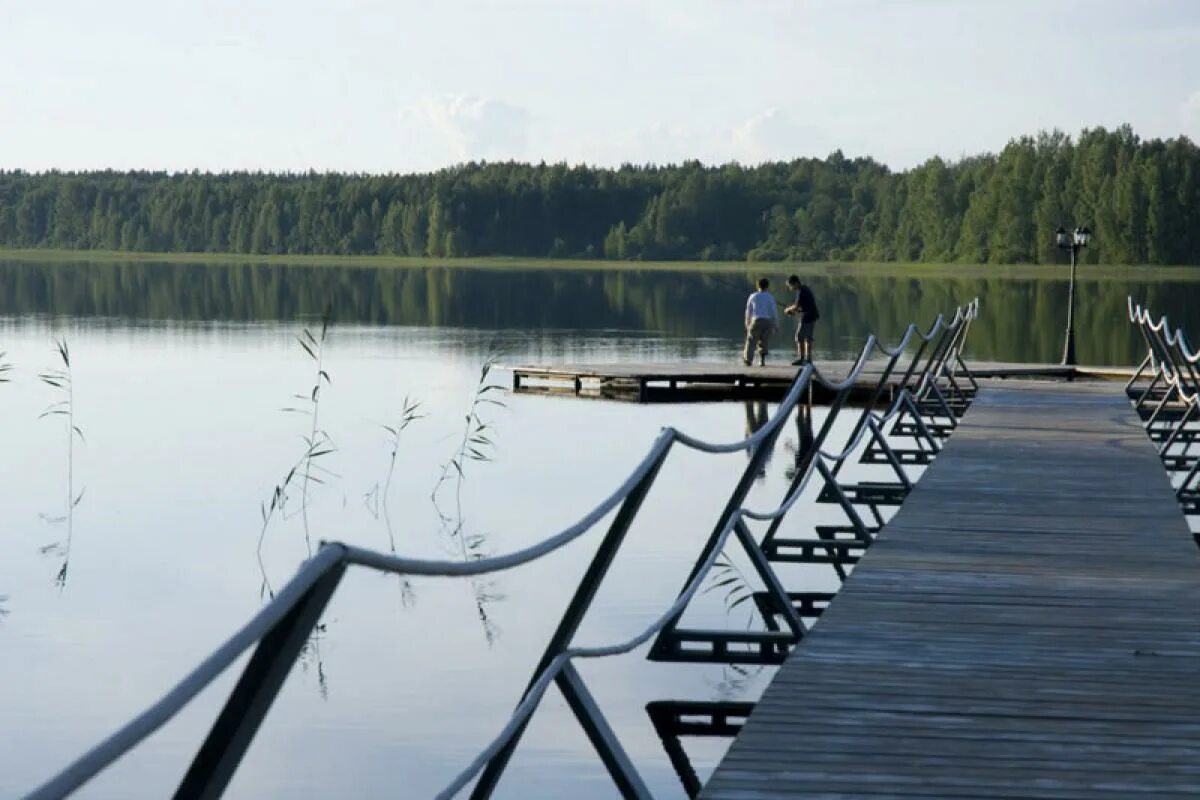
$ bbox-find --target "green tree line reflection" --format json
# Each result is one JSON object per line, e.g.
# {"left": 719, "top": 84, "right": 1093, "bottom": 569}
{"left": 1, "top": 259, "right": 1197, "bottom": 365}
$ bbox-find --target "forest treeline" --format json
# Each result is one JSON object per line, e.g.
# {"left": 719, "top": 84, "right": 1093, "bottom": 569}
{"left": 1, "top": 125, "right": 1198, "bottom": 265}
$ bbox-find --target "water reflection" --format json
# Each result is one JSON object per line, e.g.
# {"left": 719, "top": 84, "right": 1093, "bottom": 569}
{"left": 648, "top": 700, "right": 752, "bottom": 799}
{"left": 363, "top": 397, "right": 424, "bottom": 607}
{"left": 784, "top": 401, "right": 815, "bottom": 483}
{"left": 742, "top": 400, "right": 773, "bottom": 479}
{"left": 37, "top": 339, "right": 84, "bottom": 589}
{"left": 430, "top": 351, "right": 508, "bottom": 646}
{"left": 0, "top": 319, "right": 793, "bottom": 799}
{"left": 652, "top": 398, "right": 867, "bottom": 798}
{"left": 0, "top": 260, "right": 1178, "bottom": 799}
{"left": 1, "top": 258, "right": 1199, "bottom": 364}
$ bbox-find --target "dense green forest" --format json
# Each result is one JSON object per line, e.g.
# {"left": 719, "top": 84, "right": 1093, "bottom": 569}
{"left": 1, "top": 125, "right": 1197, "bottom": 265}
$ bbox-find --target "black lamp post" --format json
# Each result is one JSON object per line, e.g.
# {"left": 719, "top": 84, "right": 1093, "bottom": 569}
{"left": 1055, "top": 225, "right": 1091, "bottom": 366}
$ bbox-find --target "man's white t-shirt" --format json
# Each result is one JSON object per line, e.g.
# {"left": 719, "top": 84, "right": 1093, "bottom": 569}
{"left": 746, "top": 290, "right": 778, "bottom": 323}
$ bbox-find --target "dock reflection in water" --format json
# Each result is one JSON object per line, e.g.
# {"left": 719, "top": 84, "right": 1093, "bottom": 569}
{"left": 0, "top": 256, "right": 1156, "bottom": 799}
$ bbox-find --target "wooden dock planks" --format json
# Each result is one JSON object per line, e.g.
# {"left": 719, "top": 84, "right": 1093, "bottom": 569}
{"left": 701, "top": 380, "right": 1200, "bottom": 799}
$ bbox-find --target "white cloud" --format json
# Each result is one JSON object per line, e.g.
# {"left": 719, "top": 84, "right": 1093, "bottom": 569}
{"left": 607, "top": 123, "right": 718, "bottom": 165}
{"left": 729, "top": 107, "right": 828, "bottom": 164}
{"left": 517, "top": 110, "right": 839, "bottom": 168}
{"left": 1183, "top": 90, "right": 1200, "bottom": 118}
{"left": 400, "top": 95, "right": 532, "bottom": 164}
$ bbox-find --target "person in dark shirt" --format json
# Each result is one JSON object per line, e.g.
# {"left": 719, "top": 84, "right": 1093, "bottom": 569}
{"left": 784, "top": 274, "right": 820, "bottom": 365}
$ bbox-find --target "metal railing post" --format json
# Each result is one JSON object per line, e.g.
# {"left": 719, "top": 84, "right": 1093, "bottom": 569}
{"left": 1125, "top": 352, "right": 1153, "bottom": 394}
{"left": 173, "top": 561, "right": 347, "bottom": 800}
{"left": 555, "top": 663, "right": 653, "bottom": 799}
{"left": 732, "top": 518, "right": 806, "bottom": 636}
{"left": 755, "top": 352, "right": 876, "bottom": 567}
{"left": 830, "top": 342, "right": 911, "bottom": 479}
{"left": 468, "top": 441, "right": 672, "bottom": 799}
{"left": 648, "top": 389, "right": 798, "bottom": 661}
{"left": 867, "top": 417, "right": 911, "bottom": 491}
{"left": 27, "top": 302, "right": 985, "bottom": 800}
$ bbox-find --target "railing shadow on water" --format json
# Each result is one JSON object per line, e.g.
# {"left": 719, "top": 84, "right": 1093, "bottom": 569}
{"left": 23, "top": 299, "right": 979, "bottom": 800}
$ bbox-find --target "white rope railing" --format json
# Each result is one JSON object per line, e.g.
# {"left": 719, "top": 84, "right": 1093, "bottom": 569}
{"left": 1130, "top": 300, "right": 1200, "bottom": 406}
{"left": 1127, "top": 299, "right": 1200, "bottom": 504}
{"left": 24, "top": 300, "right": 979, "bottom": 800}
{"left": 436, "top": 345, "right": 949, "bottom": 796}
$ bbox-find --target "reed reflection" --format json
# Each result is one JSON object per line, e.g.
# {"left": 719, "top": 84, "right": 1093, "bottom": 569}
{"left": 255, "top": 316, "right": 341, "bottom": 698}
{"left": 37, "top": 339, "right": 84, "bottom": 589}
{"left": 363, "top": 397, "right": 424, "bottom": 607}
{"left": 431, "top": 350, "right": 508, "bottom": 646}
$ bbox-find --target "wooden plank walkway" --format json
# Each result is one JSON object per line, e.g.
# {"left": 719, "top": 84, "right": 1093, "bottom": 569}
{"left": 509, "top": 362, "right": 1135, "bottom": 403}
{"left": 702, "top": 380, "right": 1200, "bottom": 799}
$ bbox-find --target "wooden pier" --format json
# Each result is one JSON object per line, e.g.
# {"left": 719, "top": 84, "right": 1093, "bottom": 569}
{"left": 509, "top": 361, "right": 1136, "bottom": 403}
{"left": 702, "top": 379, "right": 1200, "bottom": 799}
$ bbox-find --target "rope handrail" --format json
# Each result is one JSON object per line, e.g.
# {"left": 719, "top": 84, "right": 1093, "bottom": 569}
{"left": 22, "top": 544, "right": 348, "bottom": 800}
{"left": 1129, "top": 300, "right": 1200, "bottom": 407}
{"left": 670, "top": 302, "right": 971, "bottom": 457}
{"left": 432, "top": 477, "right": 794, "bottom": 798}
{"left": 1127, "top": 298, "right": 1200, "bottom": 498}
{"left": 22, "top": 428, "right": 685, "bottom": 800}
{"left": 24, "top": 299, "right": 979, "bottom": 800}
{"left": 433, "top": 343, "right": 953, "bottom": 796}
{"left": 817, "top": 390, "right": 923, "bottom": 464}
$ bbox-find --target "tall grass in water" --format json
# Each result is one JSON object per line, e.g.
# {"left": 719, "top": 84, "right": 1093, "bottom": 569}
{"left": 38, "top": 339, "right": 84, "bottom": 588}
{"left": 364, "top": 396, "right": 424, "bottom": 605}
{"left": 704, "top": 553, "right": 767, "bottom": 696}
{"left": 432, "top": 348, "right": 507, "bottom": 644}
{"left": 255, "top": 440, "right": 333, "bottom": 600}
{"left": 256, "top": 312, "right": 337, "bottom": 698}
{"left": 258, "top": 310, "right": 338, "bottom": 589}
{"left": 705, "top": 554, "right": 756, "bottom": 620}
{"left": 285, "top": 309, "right": 336, "bottom": 554}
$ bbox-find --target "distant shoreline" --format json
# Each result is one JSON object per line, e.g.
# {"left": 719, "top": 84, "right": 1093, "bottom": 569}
{"left": 0, "top": 247, "right": 1189, "bottom": 281}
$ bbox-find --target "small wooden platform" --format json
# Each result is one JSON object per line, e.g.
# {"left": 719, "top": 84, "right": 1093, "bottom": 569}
{"left": 702, "top": 380, "right": 1200, "bottom": 798}
{"left": 508, "top": 361, "right": 1136, "bottom": 403}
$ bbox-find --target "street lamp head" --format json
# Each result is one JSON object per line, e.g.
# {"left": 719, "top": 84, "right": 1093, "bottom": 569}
{"left": 1074, "top": 226, "right": 1091, "bottom": 247}
{"left": 1055, "top": 226, "right": 1069, "bottom": 248}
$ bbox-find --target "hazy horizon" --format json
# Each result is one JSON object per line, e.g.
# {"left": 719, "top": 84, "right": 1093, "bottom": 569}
{"left": 3, "top": 1, "right": 1200, "bottom": 174}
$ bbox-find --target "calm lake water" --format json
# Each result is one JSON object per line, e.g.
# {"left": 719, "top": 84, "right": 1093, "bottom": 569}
{"left": 2, "top": 259, "right": 1199, "bottom": 799}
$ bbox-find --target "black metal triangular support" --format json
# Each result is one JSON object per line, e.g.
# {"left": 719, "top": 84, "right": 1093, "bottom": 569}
{"left": 648, "top": 384, "right": 809, "bottom": 665}
{"left": 556, "top": 662, "right": 654, "bottom": 799}
{"left": 647, "top": 516, "right": 806, "bottom": 664}
{"left": 647, "top": 700, "right": 752, "bottom": 799}
{"left": 863, "top": 391, "right": 942, "bottom": 465}
{"left": 469, "top": 442, "right": 673, "bottom": 799}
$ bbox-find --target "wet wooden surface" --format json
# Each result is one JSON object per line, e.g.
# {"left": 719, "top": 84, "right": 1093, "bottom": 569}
{"left": 702, "top": 380, "right": 1200, "bottom": 799}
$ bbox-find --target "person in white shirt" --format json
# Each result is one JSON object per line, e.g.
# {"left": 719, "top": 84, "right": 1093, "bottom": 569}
{"left": 743, "top": 277, "right": 778, "bottom": 366}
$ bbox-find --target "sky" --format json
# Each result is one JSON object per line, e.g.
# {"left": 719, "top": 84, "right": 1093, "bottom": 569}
{"left": 2, "top": 0, "right": 1200, "bottom": 174}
